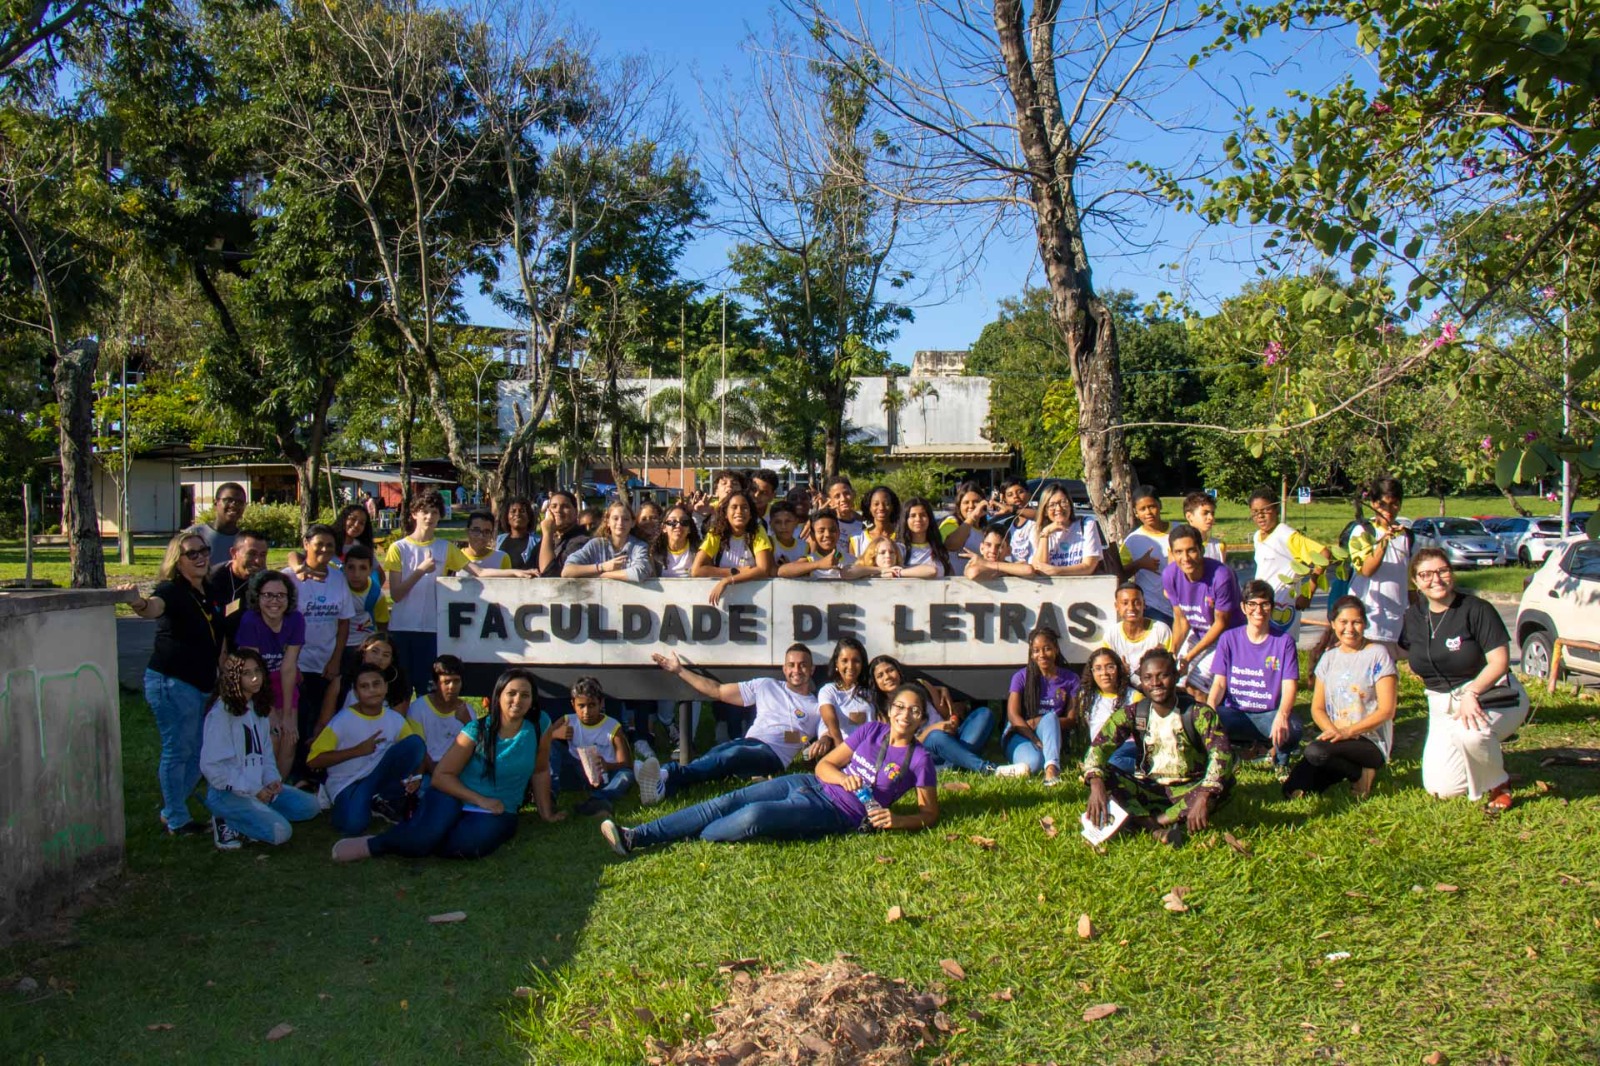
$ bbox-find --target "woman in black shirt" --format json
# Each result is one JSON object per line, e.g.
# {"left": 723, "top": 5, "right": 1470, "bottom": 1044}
{"left": 1400, "top": 548, "right": 1528, "bottom": 810}
{"left": 121, "top": 529, "right": 224, "bottom": 834}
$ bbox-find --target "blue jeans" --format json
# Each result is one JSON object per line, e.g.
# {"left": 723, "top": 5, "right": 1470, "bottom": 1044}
{"left": 144, "top": 669, "right": 209, "bottom": 829}
{"left": 204, "top": 786, "right": 320, "bottom": 844}
{"left": 1109, "top": 738, "right": 1139, "bottom": 775}
{"left": 922, "top": 707, "right": 997, "bottom": 772}
{"left": 549, "top": 740, "right": 635, "bottom": 806}
{"left": 368, "top": 788, "right": 519, "bottom": 859}
{"left": 330, "top": 734, "right": 426, "bottom": 834}
{"left": 1002, "top": 711, "right": 1063, "bottom": 773}
{"left": 389, "top": 630, "right": 437, "bottom": 701}
{"left": 1217, "top": 704, "right": 1303, "bottom": 766}
{"left": 663, "top": 738, "right": 786, "bottom": 797}
{"left": 631, "top": 774, "right": 857, "bottom": 847}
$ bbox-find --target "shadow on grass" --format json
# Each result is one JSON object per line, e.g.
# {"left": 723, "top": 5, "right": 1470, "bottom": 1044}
{"left": 0, "top": 693, "right": 612, "bottom": 1065}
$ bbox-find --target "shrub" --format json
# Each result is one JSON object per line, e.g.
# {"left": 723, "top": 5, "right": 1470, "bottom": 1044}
{"left": 192, "top": 502, "right": 337, "bottom": 548}
{"left": 877, "top": 461, "right": 961, "bottom": 508}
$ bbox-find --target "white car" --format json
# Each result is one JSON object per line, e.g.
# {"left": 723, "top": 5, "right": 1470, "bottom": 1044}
{"left": 1486, "top": 515, "right": 1583, "bottom": 566}
{"left": 1515, "top": 537, "right": 1600, "bottom": 682}
{"left": 1409, "top": 517, "right": 1505, "bottom": 567}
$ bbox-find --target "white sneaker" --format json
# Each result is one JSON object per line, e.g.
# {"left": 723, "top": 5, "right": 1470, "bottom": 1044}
{"left": 600, "top": 819, "right": 633, "bottom": 857}
{"left": 636, "top": 757, "right": 663, "bottom": 806}
{"left": 634, "top": 739, "right": 656, "bottom": 761}
{"left": 315, "top": 783, "right": 332, "bottom": 812}
{"left": 994, "top": 762, "right": 1031, "bottom": 778}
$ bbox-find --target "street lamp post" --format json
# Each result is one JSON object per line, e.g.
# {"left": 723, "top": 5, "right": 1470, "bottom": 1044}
{"left": 473, "top": 358, "right": 500, "bottom": 505}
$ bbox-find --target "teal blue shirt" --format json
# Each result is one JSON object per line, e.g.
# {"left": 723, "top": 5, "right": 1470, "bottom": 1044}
{"left": 456, "top": 717, "right": 539, "bottom": 811}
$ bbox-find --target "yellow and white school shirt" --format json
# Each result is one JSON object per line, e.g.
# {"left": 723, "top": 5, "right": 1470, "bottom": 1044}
{"left": 406, "top": 694, "right": 478, "bottom": 763}
{"left": 382, "top": 536, "right": 471, "bottom": 633}
{"left": 309, "top": 705, "right": 420, "bottom": 800}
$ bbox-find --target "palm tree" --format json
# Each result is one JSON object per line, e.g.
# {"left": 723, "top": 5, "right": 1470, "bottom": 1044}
{"left": 908, "top": 379, "right": 940, "bottom": 441}
{"left": 652, "top": 349, "right": 764, "bottom": 458}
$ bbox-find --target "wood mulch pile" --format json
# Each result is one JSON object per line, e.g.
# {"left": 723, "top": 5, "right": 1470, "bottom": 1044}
{"left": 657, "top": 956, "right": 951, "bottom": 1066}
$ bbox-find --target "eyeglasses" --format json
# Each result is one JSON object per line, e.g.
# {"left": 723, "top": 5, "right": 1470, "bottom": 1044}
{"left": 258, "top": 592, "right": 288, "bottom": 601}
{"left": 662, "top": 519, "right": 688, "bottom": 528}
{"left": 1249, "top": 507, "right": 1278, "bottom": 518}
{"left": 1415, "top": 568, "right": 1452, "bottom": 582}
{"left": 181, "top": 548, "right": 209, "bottom": 561}
{"left": 1242, "top": 600, "right": 1273, "bottom": 611}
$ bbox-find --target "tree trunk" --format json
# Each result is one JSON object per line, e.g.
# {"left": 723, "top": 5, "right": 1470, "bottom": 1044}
{"left": 1498, "top": 485, "right": 1531, "bottom": 517}
{"left": 993, "top": 0, "right": 1137, "bottom": 540}
{"left": 55, "top": 340, "right": 106, "bottom": 588}
{"left": 398, "top": 363, "right": 415, "bottom": 513}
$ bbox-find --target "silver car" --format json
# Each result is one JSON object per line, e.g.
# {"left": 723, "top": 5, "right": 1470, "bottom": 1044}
{"left": 1409, "top": 517, "right": 1505, "bottom": 567}
{"left": 1485, "top": 515, "right": 1574, "bottom": 566}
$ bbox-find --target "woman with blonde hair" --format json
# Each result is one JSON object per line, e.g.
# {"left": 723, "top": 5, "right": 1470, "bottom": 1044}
{"left": 561, "top": 499, "right": 654, "bottom": 582}
{"left": 121, "top": 528, "right": 224, "bottom": 835}
{"left": 1031, "top": 485, "right": 1104, "bottom": 576}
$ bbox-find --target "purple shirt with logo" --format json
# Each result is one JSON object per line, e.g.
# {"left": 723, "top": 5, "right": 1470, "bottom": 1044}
{"left": 1008, "top": 667, "right": 1080, "bottom": 716}
{"left": 822, "top": 721, "right": 937, "bottom": 825}
{"left": 1212, "top": 626, "right": 1299, "bottom": 713}
{"left": 1162, "top": 559, "right": 1245, "bottom": 637}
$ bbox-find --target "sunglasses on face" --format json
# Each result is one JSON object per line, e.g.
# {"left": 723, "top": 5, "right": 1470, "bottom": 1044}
{"left": 181, "top": 548, "right": 209, "bottom": 561}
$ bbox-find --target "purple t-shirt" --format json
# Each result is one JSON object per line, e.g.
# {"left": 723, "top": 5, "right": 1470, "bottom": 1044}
{"left": 1008, "top": 667, "right": 1080, "bottom": 717}
{"left": 1162, "top": 559, "right": 1245, "bottom": 641}
{"left": 1212, "top": 626, "right": 1299, "bottom": 713}
{"left": 235, "top": 609, "right": 306, "bottom": 675}
{"left": 823, "top": 721, "right": 937, "bottom": 825}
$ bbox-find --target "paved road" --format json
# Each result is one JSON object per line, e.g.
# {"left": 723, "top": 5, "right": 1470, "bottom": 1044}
{"left": 114, "top": 595, "right": 1524, "bottom": 690}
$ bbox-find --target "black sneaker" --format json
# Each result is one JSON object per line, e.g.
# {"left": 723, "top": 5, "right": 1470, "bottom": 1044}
{"left": 212, "top": 817, "right": 243, "bottom": 851}
{"left": 370, "top": 796, "right": 402, "bottom": 825}
{"left": 165, "top": 820, "right": 208, "bottom": 837}
{"left": 574, "top": 796, "right": 612, "bottom": 818}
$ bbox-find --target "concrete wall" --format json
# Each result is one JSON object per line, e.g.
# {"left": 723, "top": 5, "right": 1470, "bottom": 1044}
{"left": 0, "top": 591, "right": 126, "bottom": 943}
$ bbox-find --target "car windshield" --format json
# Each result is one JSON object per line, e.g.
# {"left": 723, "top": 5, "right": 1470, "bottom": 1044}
{"left": 1435, "top": 519, "right": 1488, "bottom": 536}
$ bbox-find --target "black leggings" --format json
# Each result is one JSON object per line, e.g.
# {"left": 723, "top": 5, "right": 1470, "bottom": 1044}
{"left": 1283, "top": 737, "right": 1385, "bottom": 796}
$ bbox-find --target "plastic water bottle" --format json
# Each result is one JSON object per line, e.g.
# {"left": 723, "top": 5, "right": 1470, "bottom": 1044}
{"left": 854, "top": 784, "right": 881, "bottom": 812}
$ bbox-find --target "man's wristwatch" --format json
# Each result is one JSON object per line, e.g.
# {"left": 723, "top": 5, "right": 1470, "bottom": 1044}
{"left": 729, "top": 567, "right": 740, "bottom": 577}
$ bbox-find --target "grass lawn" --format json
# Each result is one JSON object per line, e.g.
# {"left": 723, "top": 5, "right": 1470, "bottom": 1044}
{"left": 1208, "top": 494, "right": 1598, "bottom": 550}
{"left": 3, "top": 673, "right": 1599, "bottom": 1064}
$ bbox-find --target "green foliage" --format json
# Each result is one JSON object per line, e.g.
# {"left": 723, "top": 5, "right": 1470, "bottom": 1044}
{"left": 966, "top": 287, "right": 1079, "bottom": 478}
{"left": 875, "top": 460, "right": 958, "bottom": 506}
{"left": 194, "top": 502, "right": 337, "bottom": 548}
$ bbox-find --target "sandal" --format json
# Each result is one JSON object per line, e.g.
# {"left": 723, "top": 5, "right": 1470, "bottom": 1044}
{"left": 1484, "top": 784, "right": 1514, "bottom": 812}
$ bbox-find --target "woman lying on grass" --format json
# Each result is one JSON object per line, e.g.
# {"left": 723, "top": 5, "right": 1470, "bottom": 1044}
{"left": 599, "top": 683, "right": 939, "bottom": 855}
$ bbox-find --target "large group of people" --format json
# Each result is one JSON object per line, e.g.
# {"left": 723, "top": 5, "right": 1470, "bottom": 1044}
{"left": 120, "top": 471, "right": 1530, "bottom": 860}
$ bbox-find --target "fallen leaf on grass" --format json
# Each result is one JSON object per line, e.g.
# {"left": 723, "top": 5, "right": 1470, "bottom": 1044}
{"left": 1223, "top": 832, "right": 1251, "bottom": 855}
{"left": 941, "top": 780, "right": 971, "bottom": 792}
{"left": 1161, "top": 886, "right": 1191, "bottom": 913}
{"left": 1535, "top": 780, "right": 1556, "bottom": 793}
{"left": 316, "top": 992, "right": 332, "bottom": 1002}
{"left": 943, "top": 833, "right": 960, "bottom": 842}
{"left": 932, "top": 1010, "right": 952, "bottom": 1032}
{"left": 968, "top": 835, "right": 997, "bottom": 850}
{"left": 633, "top": 1007, "right": 655, "bottom": 1025}
{"left": 145, "top": 1023, "right": 175, "bottom": 1032}
{"left": 717, "top": 959, "right": 761, "bottom": 973}
{"left": 1423, "top": 1053, "right": 1449, "bottom": 1066}
{"left": 989, "top": 988, "right": 1014, "bottom": 1002}
{"left": 1082, "top": 1003, "right": 1120, "bottom": 1021}
{"left": 1344, "top": 890, "right": 1368, "bottom": 899}
{"left": 939, "top": 959, "right": 966, "bottom": 981}
{"left": 400, "top": 1000, "right": 408, "bottom": 1011}
{"left": 512, "top": 986, "right": 533, "bottom": 999}
{"left": 265, "top": 1023, "right": 294, "bottom": 1042}
{"left": 1040, "top": 816, "right": 1058, "bottom": 838}
{"left": 1524, "top": 946, "right": 1538, "bottom": 959}
{"left": 874, "top": 855, "right": 895, "bottom": 864}
{"left": 1312, "top": 931, "right": 1334, "bottom": 940}
{"left": 1076, "top": 914, "right": 1096, "bottom": 940}
{"left": 1434, "top": 883, "right": 1459, "bottom": 894}
{"left": 1324, "top": 952, "right": 1351, "bottom": 962}
{"left": 428, "top": 911, "right": 468, "bottom": 924}
{"left": 886, "top": 906, "right": 904, "bottom": 924}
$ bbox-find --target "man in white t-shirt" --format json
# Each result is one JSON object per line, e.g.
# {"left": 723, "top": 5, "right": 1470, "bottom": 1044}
{"left": 638, "top": 645, "right": 831, "bottom": 804}
{"left": 284, "top": 522, "right": 355, "bottom": 774}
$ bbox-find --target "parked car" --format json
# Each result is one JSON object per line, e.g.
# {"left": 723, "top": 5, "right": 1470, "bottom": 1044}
{"left": 1409, "top": 516, "right": 1505, "bottom": 567}
{"left": 1484, "top": 515, "right": 1579, "bottom": 566}
{"left": 1023, "top": 477, "right": 1092, "bottom": 511}
{"left": 1515, "top": 537, "right": 1600, "bottom": 682}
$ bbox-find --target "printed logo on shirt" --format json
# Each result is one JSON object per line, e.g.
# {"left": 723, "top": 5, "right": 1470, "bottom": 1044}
{"left": 1264, "top": 655, "right": 1283, "bottom": 671}
{"left": 884, "top": 762, "right": 903, "bottom": 782}
{"left": 1445, "top": 636, "right": 1462, "bottom": 652}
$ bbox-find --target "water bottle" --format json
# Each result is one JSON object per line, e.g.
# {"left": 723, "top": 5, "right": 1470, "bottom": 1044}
{"left": 854, "top": 784, "right": 882, "bottom": 812}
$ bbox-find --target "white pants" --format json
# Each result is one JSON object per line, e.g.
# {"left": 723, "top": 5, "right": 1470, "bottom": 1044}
{"left": 1421, "top": 683, "right": 1529, "bottom": 801}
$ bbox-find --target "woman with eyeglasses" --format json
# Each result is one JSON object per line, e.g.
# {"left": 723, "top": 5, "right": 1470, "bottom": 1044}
{"left": 122, "top": 529, "right": 226, "bottom": 835}
{"left": 1400, "top": 548, "right": 1528, "bottom": 810}
{"left": 1206, "top": 578, "right": 1302, "bottom": 768}
{"left": 235, "top": 570, "right": 307, "bottom": 779}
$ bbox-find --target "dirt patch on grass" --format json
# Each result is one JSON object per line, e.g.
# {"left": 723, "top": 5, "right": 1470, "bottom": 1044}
{"left": 660, "top": 956, "right": 949, "bottom": 1065}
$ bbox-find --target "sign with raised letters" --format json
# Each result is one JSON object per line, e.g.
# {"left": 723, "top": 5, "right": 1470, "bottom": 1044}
{"left": 437, "top": 576, "right": 1118, "bottom": 668}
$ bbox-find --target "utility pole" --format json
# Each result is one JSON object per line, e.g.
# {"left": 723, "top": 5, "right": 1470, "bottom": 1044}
{"left": 679, "top": 304, "right": 687, "bottom": 494}
{"left": 119, "top": 352, "right": 132, "bottom": 565}
{"left": 719, "top": 295, "right": 727, "bottom": 473}
{"left": 1560, "top": 261, "right": 1573, "bottom": 536}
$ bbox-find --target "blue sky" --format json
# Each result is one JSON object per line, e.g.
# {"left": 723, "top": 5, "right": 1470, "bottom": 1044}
{"left": 463, "top": 1, "right": 1373, "bottom": 363}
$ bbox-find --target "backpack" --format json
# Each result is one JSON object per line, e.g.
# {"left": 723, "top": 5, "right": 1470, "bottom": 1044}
{"left": 1129, "top": 694, "right": 1206, "bottom": 771}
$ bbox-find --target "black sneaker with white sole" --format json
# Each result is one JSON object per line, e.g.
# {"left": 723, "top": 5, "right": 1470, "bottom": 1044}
{"left": 600, "top": 819, "right": 634, "bottom": 857}
{"left": 370, "top": 795, "right": 402, "bottom": 825}
{"left": 212, "top": 817, "right": 243, "bottom": 851}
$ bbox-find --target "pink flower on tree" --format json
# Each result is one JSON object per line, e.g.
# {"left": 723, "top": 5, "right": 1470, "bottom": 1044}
{"left": 1461, "top": 155, "right": 1481, "bottom": 179}
{"left": 1523, "top": 430, "right": 1539, "bottom": 443}
{"left": 1480, "top": 437, "right": 1494, "bottom": 453}
{"left": 1372, "top": 101, "right": 1392, "bottom": 115}
{"left": 1263, "top": 340, "right": 1286, "bottom": 366}
{"left": 1429, "top": 322, "right": 1459, "bottom": 351}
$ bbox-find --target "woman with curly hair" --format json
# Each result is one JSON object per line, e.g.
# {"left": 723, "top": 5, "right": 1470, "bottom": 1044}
{"left": 235, "top": 569, "right": 305, "bottom": 778}
{"left": 691, "top": 489, "right": 775, "bottom": 606}
{"left": 200, "top": 650, "right": 321, "bottom": 851}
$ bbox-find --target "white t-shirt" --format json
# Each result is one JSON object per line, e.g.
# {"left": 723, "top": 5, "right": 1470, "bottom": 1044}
{"left": 309, "top": 705, "right": 419, "bottom": 801}
{"left": 836, "top": 516, "right": 865, "bottom": 542}
{"left": 1008, "top": 518, "right": 1036, "bottom": 564}
{"left": 282, "top": 568, "right": 355, "bottom": 675}
{"left": 406, "top": 694, "right": 472, "bottom": 763}
{"left": 1088, "top": 686, "right": 1143, "bottom": 744}
{"left": 1203, "top": 536, "right": 1226, "bottom": 565}
{"left": 903, "top": 541, "right": 949, "bottom": 576}
{"left": 658, "top": 546, "right": 696, "bottom": 578}
{"left": 382, "top": 536, "right": 469, "bottom": 632}
{"left": 740, "top": 677, "right": 823, "bottom": 765}
{"left": 1041, "top": 519, "right": 1104, "bottom": 568}
{"left": 1121, "top": 527, "right": 1173, "bottom": 617}
{"left": 801, "top": 548, "right": 857, "bottom": 580}
{"left": 817, "top": 682, "right": 875, "bottom": 739}
{"left": 1102, "top": 619, "right": 1174, "bottom": 679}
{"left": 772, "top": 537, "right": 808, "bottom": 566}
{"left": 1347, "top": 522, "right": 1411, "bottom": 643}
